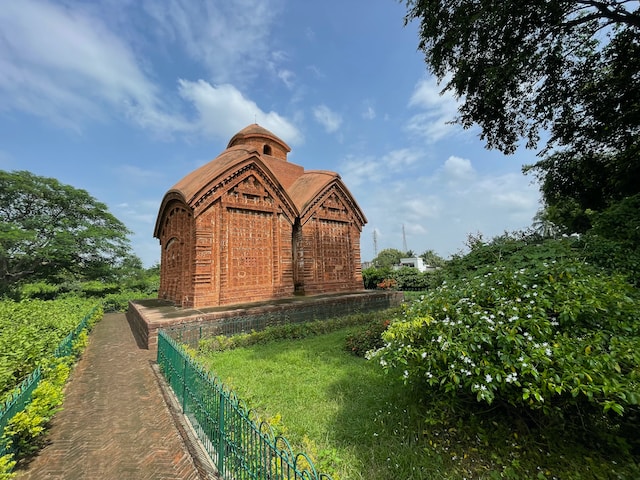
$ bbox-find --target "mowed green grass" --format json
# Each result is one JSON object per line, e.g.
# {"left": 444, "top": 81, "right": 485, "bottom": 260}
{"left": 196, "top": 326, "right": 639, "bottom": 480}
{"left": 196, "top": 326, "right": 436, "bottom": 480}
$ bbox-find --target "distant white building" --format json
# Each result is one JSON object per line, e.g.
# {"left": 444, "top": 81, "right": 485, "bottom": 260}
{"left": 397, "top": 257, "right": 429, "bottom": 272}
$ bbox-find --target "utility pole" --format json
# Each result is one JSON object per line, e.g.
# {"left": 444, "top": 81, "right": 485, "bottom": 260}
{"left": 402, "top": 224, "right": 408, "bottom": 253}
{"left": 373, "top": 229, "right": 378, "bottom": 258}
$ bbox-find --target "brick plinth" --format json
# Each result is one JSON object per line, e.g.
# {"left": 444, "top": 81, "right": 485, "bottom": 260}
{"left": 127, "top": 291, "right": 403, "bottom": 353}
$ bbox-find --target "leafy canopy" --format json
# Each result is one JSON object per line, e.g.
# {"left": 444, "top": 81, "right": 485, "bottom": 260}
{"left": 371, "top": 248, "right": 406, "bottom": 268}
{"left": 404, "top": 0, "right": 640, "bottom": 155}
{"left": 0, "top": 170, "right": 136, "bottom": 291}
{"left": 405, "top": 0, "right": 640, "bottom": 239}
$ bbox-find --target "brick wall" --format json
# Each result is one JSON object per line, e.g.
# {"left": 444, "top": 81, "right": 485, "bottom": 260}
{"left": 127, "top": 291, "right": 404, "bottom": 353}
{"left": 155, "top": 126, "right": 366, "bottom": 309}
{"left": 157, "top": 202, "right": 194, "bottom": 307}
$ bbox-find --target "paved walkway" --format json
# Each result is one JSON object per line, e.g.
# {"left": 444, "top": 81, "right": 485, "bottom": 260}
{"left": 15, "top": 313, "right": 210, "bottom": 480}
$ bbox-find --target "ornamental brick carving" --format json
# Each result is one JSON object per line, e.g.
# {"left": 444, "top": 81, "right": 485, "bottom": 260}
{"left": 154, "top": 124, "right": 367, "bottom": 308}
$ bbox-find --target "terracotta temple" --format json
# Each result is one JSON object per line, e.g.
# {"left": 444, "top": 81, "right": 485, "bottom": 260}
{"left": 154, "top": 124, "right": 367, "bottom": 308}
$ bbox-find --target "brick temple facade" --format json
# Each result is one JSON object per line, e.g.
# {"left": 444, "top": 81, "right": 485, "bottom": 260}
{"left": 154, "top": 124, "right": 367, "bottom": 308}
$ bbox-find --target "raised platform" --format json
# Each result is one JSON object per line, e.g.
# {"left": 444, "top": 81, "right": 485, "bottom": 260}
{"left": 127, "top": 290, "right": 404, "bottom": 353}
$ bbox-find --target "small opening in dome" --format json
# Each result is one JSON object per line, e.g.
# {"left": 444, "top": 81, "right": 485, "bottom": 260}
{"left": 263, "top": 145, "right": 272, "bottom": 155}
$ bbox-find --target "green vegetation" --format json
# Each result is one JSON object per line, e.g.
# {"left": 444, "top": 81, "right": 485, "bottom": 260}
{"left": 196, "top": 314, "right": 639, "bottom": 479}
{"left": 197, "top": 326, "right": 430, "bottom": 480}
{"left": 195, "top": 230, "right": 640, "bottom": 478}
{"left": 403, "top": 1, "right": 639, "bottom": 158}
{"left": 0, "top": 170, "right": 159, "bottom": 304}
{"left": 362, "top": 266, "right": 443, "bottom": 291}
{"left": 0, "top": 298, "right": 100, "bottom": 398}
{"left": 199, "top": 310, "right": 395, "bottom": 354}
{"left": 0, "top": 169, "right": 158, "bottom": 478}
{"left": 402, "top": 0, "right": 640, "bottom": 285}
{"left": 0, "top": 302, "right": 102, "bottom": 478}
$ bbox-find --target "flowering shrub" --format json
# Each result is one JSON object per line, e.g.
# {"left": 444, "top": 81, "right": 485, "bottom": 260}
{"left": 369, "top": 259, "right": 640, "bottom": 418}
{"left": 377, "top": 278, "right": 398, "bottom": 290}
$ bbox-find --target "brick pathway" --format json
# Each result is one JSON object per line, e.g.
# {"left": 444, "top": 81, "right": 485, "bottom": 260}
{"left": 15, "top": 313, "right": 209, "bottom": 480}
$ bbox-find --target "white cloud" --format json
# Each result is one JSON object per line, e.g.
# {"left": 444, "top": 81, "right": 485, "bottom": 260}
{"left": 362, "top": 104, "right": 376, "bottom": 120}
{"left": 142, "top": 0, "right": 282, "bottom": 84}
{"left": 0, "top": 0, "right": 300, "bottom": 144}
{"left": 0, "top": 0, "right": 299, "bottom": 143}
{"left": 340, "top": 155, "right": 383, "bottom": 187}
{"left": 0, "top": 0, "right": 187, "bottom": 134}
{"left": 357, "top": 152, "right": 540, "bottom": 261}
{"left": 313, "top": 105, "right": 343, "bottom": 133}
{"left": 340, "top": 148, "right": 425, "bottom": 188}
{"left": 383, "top": 149, "right": 422, "bottom": 169}
{"left": 442, "top": 155, "right": 475, "bottom": 181}
{"left": 406, "top": 76, "right": 461, "bottom": 142}
{"left": 178, "top": 80, "right": 303, "bottom": 145}
{"left": 278, "top": 70, "right": 296, "bottom": 89}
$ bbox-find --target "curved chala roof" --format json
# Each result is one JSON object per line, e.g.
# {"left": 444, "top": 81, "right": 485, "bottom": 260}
{"left": 154, "top": 124, "right": 366, "bottom": 236}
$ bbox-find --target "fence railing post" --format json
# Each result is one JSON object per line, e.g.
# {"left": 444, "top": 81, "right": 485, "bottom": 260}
{"left": 160, "top": 324, "right": 334, "bottom": 480}
{"left": 218, "top": 389, "right": 225, "bottom": 477}
{"left": 181, "top": 354, "right": 188, "bottom": 414}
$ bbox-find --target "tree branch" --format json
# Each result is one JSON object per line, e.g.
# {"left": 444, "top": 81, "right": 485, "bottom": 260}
{"left": 571, "top": 0, "right": 640, "bottom": 30}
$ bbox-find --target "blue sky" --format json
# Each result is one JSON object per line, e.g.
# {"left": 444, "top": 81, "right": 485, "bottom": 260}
{"left": 0, "top": 0, "right": 542, "bottom": 267}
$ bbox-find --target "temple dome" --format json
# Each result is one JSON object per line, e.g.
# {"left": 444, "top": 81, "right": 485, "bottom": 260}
{"left": 227, "top": 124, "right": 291, "bottom": 161}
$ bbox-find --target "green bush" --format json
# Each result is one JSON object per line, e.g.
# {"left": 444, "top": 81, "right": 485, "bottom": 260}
{"left": 344, "top": 319, "right": 391, "bottom": 357}
{"left": 0, "top": 298, "right": 98, "bottom": 397}
{"left": 2, "top": 358, "right": 71, "bottom": 459}
{"left": 363, "top": 265, "right": 444, "bottom": 291}
{"left": 370, "top": 258, "right": 640, "bottom": 425}
{"left": 18, "top": 282, "right": 61, "bottom": 301}
{"left": 362, "top": 267, "right": 392, "bottom": 289}
{"left": 102, "top": 290, "right": 156, "bottom": 312}
{"left": 199, "top": 310, "right": 399, "bottom": 353}
{"left": 0, "top": 455, "right": 16, "bottom": 480}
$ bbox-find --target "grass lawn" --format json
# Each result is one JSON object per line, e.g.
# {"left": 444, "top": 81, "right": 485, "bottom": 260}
{"left": 196, "top": 325, "right": 639, "bottom": 480}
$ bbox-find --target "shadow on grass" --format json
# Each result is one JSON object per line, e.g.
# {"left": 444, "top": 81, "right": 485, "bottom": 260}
{"left": 197, "top": 328, "right": 640, "bottom": 480}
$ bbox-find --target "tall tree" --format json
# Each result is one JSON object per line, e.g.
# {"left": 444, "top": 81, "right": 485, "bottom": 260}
{"left": 404, "top": 0, "right": 639, "bottom": 154}
{"left": 372, "top": 248, "right": 406, "bottom": 268}
{"left": 404, "top": 0, "right": 639, "bottom": 231}
{"left": 420, "top": 249, "right": 446, "bottom": 268}
{"left": 0, "top": 170, "right": 136, "bottom": 291}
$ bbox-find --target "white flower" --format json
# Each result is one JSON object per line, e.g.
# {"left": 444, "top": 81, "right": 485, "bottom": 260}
{"left": 485, "top": 374, "right": 493, "bottom": 383}
{"left": 403, "top": 370, "right": 409, "bottom": 379}
{"left": 421, "top": 351, "right": 427, "bottom": 359}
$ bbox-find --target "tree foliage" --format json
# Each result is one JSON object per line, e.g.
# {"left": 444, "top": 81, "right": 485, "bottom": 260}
{"left": 419, "top": 249, "right": 445, "bottom": 268}
{"left": 404, "top": 0, "right": 639, "bottom": 155}
{"left": 371, "top": 248, "right": 406, "bottom": 268}
{"left": 0, "top": 170, "right": 137, "bottom": 292}
{"left": 405, "top": 1, "right": 640, "bottom": 237}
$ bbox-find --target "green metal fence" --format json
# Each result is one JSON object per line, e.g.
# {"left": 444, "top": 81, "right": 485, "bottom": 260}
{"left": 0, "top": 367, "right": 42, "bottom": 457}
{"left": 157, "top": 330, "right": 333, "bottom": 480}
{"left": 0, "top": 305, "right": 99, "bottom": 459}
